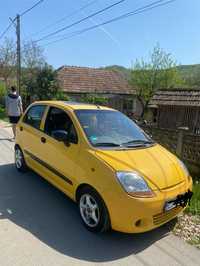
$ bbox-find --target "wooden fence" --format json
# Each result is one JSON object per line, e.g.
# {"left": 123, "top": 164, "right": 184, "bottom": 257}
{"left": 142, "top": 126, "right": 200, "bottom": 175}
{"left": 157, "top": 106, "right": 200, "bottom": 135}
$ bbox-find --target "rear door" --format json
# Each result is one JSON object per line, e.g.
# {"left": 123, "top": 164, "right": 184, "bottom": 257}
{"left": 18, "top": 104, "right": 47, "bottom": 169}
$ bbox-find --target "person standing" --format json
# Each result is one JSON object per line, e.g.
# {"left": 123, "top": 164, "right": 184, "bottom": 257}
{"left": 5, "top": 86, "right": 23, "bottom": 139}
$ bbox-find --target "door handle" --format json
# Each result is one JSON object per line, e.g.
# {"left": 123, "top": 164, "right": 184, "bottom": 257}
{"left": 41, "top": 137, "right": 46, "bottom": 143}
{"left": 20, "top": 126, "right": 23, "bottom": 131}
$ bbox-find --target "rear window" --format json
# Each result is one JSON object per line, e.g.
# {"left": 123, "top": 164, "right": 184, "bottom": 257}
{"left": 23, "top": 105, "right": 46, "bottom": 130}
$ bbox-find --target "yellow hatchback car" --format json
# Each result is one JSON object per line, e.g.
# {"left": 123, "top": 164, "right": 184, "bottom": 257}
{"left": 15, "top": 101, "right": 193, "bottom": 233}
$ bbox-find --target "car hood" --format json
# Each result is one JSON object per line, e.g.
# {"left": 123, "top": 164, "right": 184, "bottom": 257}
{"left": 95, "top": 144, "right": 185, "bottom": 190}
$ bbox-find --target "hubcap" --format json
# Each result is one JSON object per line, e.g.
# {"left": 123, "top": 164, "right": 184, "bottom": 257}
{"left": 15, "top": 148, "right": 22, "bottom": 169}
{"left": 79, "top": 194, "right": 100, "bottom": 227}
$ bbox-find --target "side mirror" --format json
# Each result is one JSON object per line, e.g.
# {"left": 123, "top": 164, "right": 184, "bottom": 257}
{"left": 51, "top": 130, "right": 70, "bottom": 146}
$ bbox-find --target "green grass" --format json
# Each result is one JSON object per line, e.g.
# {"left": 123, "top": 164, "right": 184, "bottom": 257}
{"left": 186, "top": 179, "right": 200, "bottom": 215}
{"left": 187, "top": 236, "right": 200, "bottom": 249}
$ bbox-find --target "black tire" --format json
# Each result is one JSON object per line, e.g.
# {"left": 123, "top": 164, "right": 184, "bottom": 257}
{"left": 77, "top": 186, "right": 110, "bottom": 233}
{"left": 14, "top": 146, "right": 28, "bottom": 172}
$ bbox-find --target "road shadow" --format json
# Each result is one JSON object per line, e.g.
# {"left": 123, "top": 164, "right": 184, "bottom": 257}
{"left": 0, "top": 163, "right": 176, "bottom": 262}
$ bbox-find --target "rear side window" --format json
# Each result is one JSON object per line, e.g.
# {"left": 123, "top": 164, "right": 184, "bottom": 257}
{"left": 23, "top": 105, "right": 46, "bottom": 130}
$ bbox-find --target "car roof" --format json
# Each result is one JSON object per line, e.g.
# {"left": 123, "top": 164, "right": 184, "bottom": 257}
{"left": 33, "top": 100, "right": 115, "bottom": 111}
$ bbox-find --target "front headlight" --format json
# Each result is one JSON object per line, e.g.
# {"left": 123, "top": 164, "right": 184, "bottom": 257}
{"left": 179, "top": 160, "right": 189, "bottom": 178}
{"left": 116, "top": 171, "right": 155, "bottom": 198}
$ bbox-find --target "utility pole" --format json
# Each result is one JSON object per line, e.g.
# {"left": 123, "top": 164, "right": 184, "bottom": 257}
{"left": 16, "top": 14, "right": 21, "bottom": 95}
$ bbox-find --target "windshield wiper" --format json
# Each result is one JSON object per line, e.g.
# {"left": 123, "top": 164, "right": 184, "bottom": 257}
{"left": 122, "top": 139, "right": 154, "bottom": 146}
{"left": 94, "top": 142, "right": 121, "bottom": 147}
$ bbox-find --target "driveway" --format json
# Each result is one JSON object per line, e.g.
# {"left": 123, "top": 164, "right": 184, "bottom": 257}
{"left": 0, "top": 123, "right": 199, "bottom": 266}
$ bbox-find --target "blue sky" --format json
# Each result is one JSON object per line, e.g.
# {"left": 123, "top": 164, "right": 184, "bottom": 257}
{"left": 1, "top": 0, "right": 200, "bottom": 69}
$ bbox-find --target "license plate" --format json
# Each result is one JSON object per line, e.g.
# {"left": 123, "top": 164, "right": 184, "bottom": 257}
{"left": 164, "top": 191, "right": 193, "bottom": 212}
{"left": 164, "top": 201, "right": 177, "bottom": 212}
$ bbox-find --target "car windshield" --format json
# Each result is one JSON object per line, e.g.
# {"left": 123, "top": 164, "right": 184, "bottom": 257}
{"left": 75, "top": 109, "right": 154, "bottom": 148}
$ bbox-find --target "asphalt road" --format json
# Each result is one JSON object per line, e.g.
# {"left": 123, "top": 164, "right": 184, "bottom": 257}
{"left": 0, "top": 123, "right": 199, "bottom": 266}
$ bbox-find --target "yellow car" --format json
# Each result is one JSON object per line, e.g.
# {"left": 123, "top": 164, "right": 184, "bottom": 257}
{"left": 15, "top": 101, "right": 193, "bottom": 233}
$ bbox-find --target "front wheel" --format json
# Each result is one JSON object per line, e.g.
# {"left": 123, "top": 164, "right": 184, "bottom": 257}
{"left": 15, "top": 146, "right": 27, "bottom": 172}
{"left": 78, "top": 187, "right": 110, "bottom": 233}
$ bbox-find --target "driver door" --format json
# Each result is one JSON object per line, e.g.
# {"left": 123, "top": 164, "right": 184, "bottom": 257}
{"left": 38, "top": 106, "right": 80, "bottom": 197}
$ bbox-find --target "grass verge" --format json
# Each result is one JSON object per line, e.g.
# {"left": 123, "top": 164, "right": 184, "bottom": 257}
{"left": 185, "top": 178, "right": 200, "bottom": 216}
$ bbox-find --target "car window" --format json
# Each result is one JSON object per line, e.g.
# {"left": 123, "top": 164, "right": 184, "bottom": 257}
{"left": 23, "top": 105, "right": 46, "bottom": 130}
{"left": 44, "top": 107, "right": 78, "bottom": 144}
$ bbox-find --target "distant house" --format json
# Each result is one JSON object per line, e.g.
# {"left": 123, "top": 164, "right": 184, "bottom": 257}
{"left": 149, "top": 89, "right": 200, "bottom": 134}
{"left": 57, "top": 66, "right": 139, "bottom": 115}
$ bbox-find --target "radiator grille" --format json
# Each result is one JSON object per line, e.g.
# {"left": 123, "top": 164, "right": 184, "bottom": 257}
{"left": 153, "top": 207, "right": 183, "bottom": 225}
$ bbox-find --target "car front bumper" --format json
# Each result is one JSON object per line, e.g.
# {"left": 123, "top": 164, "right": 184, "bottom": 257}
{"left": 105, "top": 177, "right": 193, "bottom": 233}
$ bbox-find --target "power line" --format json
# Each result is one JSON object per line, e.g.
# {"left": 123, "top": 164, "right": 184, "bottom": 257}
{"left": 0, "top": 0, "right": 45, "bottom": 41}
{"left": 0, "top": 20, "right": 16, "bottom": 41}
{"left": 28, "top": 0, "right": 98, "bottom": 39}
{"left": 35, "top": 0, "right": 126, "bottom": 42}
{"left": 43, "top": 0, "right": 170, "bottom": 45}
{"left": 42, "top": 0, "right": 176, "bottom": 47}
{"left": 20, "top": 0, "right": 45, "bottom": 17}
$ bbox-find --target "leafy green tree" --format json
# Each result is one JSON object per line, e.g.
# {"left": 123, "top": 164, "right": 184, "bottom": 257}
{"left": 23, "top": 65, "right": 61, "bottom": 102}
{"left": 21, "top": 41, "right": 47, "bottom": 104}
{"left": 130, "top": 44, "right": 183, "bottom": 118}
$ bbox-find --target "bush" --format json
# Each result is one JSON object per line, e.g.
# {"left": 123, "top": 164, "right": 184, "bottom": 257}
{"left": 0, "top": 104, "right": 6, "bottom": 121}
{"left": 0, "top": 82, "right": 6, "bottom": 106}
{"left": 52, "top": 91, "right": 69, "bottom": 101}
{"left": 80, "top": 94, "right": 108, "bottom": 105}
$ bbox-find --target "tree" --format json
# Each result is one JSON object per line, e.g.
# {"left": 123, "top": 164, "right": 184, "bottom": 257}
{"left": 21, "top": 41, "right": 47, "bottom": 104}
{"left": 21, "top": 40, "right": 46, "bottom": 90}
{"left": 23, "top": 65, "right": 61, "bottom": 102}
{"left": 22, "top": 40, "right": 45, "bottom": 71}
{"left": 0, "top": 38, "right": 16, "bottom": 88}
{"left": 130, "top": 44, "right": 183, "bottom": 118}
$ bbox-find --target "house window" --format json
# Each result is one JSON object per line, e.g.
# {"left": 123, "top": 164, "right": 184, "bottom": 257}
{"left": 123, "top": 99, "right": 133, "bottom": 115}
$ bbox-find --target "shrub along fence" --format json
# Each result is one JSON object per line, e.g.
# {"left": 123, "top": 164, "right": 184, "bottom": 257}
{"left": 142, "top": 126, "right": 200, "bottom": 176}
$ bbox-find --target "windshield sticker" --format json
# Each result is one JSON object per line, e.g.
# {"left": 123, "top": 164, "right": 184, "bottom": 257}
{"left": 90, "top": 136, "right": 98, "bottom": 142}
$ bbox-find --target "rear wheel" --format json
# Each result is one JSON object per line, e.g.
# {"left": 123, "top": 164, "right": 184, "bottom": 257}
{"left": 78, "top": 187, "right": 110, "bottom": 233}
{"left": 15, "top": 146, "right": 27, "bottom": 172}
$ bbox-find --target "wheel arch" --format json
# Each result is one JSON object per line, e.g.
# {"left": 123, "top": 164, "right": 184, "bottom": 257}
{"left": 75, "top": 183, "right": 94, "bottom": 202}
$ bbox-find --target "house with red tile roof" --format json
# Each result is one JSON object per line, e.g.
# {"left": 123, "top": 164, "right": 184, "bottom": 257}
{"left": 57, "top": 66, "right": 139, "bottom": 115}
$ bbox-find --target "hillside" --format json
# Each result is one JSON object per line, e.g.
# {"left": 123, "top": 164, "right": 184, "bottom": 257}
{"left": 105, "top": 64, "right": 200, "bottom": 87}
{"left": 177, "top": 64, "right": 200, "bottom": 85}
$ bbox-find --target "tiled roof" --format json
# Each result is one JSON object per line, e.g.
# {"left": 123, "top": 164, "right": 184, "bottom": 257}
{"left": 149, "top": 89, "right": 200, "bottom": 107}
{"left": 57, "top": 66, "right": 135, "bottom": 95}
